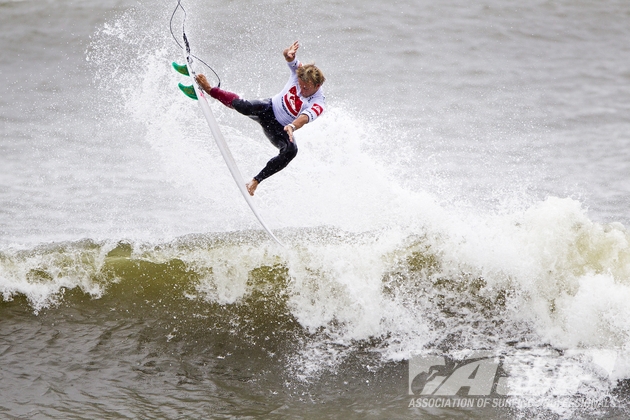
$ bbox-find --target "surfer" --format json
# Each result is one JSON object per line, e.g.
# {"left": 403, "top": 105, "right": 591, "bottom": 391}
{"left": 195, "top": 40, "right": 326, "bottom": 196}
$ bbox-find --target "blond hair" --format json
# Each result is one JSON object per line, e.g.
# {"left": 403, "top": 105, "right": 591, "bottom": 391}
{"left": 297, "top": 63, "right": 326, "bottom": 87}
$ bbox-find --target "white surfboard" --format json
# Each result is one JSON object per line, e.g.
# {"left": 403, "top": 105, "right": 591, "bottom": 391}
{"left": 180, "top": 40, "right": 284, "bottom": 247}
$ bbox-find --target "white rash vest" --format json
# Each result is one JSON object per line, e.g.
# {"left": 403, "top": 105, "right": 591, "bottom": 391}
{"left": 272, "top": 59, "right": 326, "bottom": 127}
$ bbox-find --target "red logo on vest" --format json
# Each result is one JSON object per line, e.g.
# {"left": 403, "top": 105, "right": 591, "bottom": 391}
{"left": 311, "top": 103, "right": 323, "bottom": 116}
{"left": 283, "top": 86, "right": 303, "bottom": 116}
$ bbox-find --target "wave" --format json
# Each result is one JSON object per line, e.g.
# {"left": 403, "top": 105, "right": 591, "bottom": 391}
{"left": 2, "top": 197, "right": 630, "bottom": 376}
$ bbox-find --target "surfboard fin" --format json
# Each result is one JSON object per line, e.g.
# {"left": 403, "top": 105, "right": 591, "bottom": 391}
{"left": 178, "top": 83, "right": 198, "bottom": 100}
{"left": 172, "top": 62, "right": 190, "bottom": 76}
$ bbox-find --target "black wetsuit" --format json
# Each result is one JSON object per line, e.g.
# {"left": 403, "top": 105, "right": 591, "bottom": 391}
{"left": 232, "top": 98, "right": 298, "bottom": 183}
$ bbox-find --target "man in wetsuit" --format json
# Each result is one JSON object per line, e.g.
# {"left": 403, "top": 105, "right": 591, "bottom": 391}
{"left": 195, "top": 40, "right": 326, "bottom": 196}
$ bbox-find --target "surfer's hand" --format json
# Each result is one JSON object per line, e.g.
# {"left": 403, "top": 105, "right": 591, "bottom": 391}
{"left": 283, "top": 40, "right": 299, "bottom": 62}
{"left": 284, "top": 124, "right": 295, "bottom": 142}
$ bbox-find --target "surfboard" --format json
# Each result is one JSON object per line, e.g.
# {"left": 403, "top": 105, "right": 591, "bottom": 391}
{"left": 175, "top": 35, "right": 284, "bottom": 247}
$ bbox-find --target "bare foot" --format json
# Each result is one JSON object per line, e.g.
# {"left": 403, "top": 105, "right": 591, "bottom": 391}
{"left": 246, "top": 179, "right": 259, "bottom": 196}
{"left": 195, "top": 74, "right": 212, "bottom": 94}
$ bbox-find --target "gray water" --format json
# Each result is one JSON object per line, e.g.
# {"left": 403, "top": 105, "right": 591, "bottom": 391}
{"left": 1, "top": 0, "right": 630, "bottom": 418}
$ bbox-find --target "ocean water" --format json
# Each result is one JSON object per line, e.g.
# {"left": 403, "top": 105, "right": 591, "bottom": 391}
{"left": 1, "top": 0, "right": 630, "bottom": 418}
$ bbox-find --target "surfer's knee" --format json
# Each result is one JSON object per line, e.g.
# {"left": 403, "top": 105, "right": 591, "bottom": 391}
{"left": 282, "top": 140, "right": 298, "bottom": 162}
{"left": 231, "top": 98, "right": 248, "bottom": 113}
{"left": 275, "top": 141, "right": 297, "bottom": 170}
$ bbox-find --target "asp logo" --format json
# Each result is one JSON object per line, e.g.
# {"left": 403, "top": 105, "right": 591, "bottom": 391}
{"left": 409, "top": 351, "right": 503, "bottom": 397}
{"left": 408, "top": 349, "right": 618, "bottom": 397}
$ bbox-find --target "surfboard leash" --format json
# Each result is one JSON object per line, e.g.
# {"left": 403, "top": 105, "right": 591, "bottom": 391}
{"left": 169, "top": 0, "right": 222, "bottom": 88}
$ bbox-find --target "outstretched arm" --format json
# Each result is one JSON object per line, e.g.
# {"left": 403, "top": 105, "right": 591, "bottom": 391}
{"left": 283, "top": 40, "right": 299, "bottom": 62}
{"left": 284, "top": 114, "right": 309, "bottom": 142}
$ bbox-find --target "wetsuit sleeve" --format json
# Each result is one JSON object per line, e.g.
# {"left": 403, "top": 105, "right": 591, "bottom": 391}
{"left": 287, "top": 59, "right": 300, "bottom": 73}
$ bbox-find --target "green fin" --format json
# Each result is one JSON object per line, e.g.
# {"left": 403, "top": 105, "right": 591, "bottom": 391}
{"left": 172, "top": 62, "right": 190, "bottom": 76}
{"left": 178, "top": 83, "right": 198, "bottom": 100}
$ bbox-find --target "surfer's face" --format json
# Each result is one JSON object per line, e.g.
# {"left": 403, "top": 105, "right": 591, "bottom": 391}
{"left": 298, "top": 78, "right": 319, "bottom": 98}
